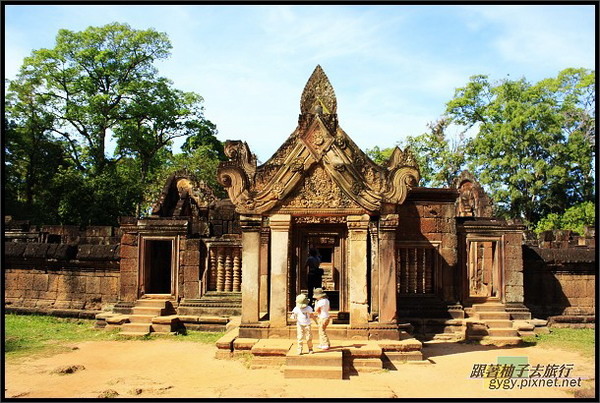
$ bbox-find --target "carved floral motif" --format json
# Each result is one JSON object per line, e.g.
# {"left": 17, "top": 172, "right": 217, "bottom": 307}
{"left": 279, "top": 164, "right": 359, "bottom": 210}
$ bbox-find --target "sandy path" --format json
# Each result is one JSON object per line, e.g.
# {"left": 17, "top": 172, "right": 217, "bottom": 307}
{"left": 4, "top": 340, "right": 595, "bottom": 398}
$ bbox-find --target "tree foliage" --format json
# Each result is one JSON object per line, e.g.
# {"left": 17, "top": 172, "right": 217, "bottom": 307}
{"left": 401, "top": 118, "right": 466, "bottom": 188}
{"left": 366, "top": 118, "right": 466, "bottom": 188}
{"left": 534, "top": 201, "right": 595, "bottom": 235}
{"left": 446, "top": 68, "right": 595, "bottom": 225}
{"left": 5, "top": 23, "right": 223, "bottom": 225}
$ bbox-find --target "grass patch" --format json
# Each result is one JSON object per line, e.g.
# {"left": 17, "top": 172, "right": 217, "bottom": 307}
{"left": 174, "top": 330, "right": 225, "bottom": 344}
{"left": 4, "top": 313, "right": 120, "bottom": 359}
{"left": 4, "top": 314, "right": 226, "bottom": 360}
{"left": 522, "top": 328, "right": 595, "bottom": 356}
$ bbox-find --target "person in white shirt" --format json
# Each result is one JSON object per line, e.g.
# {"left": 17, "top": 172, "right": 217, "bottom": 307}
{"left": 313, "top": 288, "right": 330, "bottom": 350}
{"left": 290, "top": 293, "right": 314, "bottom": 355}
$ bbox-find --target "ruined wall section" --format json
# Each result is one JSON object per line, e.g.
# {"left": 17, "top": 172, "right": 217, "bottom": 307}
{"left": 523, "top": 229, "right": 596, "bottom": 326}
{"left": 4, "top": 240, "right": 120, "bottom": 316}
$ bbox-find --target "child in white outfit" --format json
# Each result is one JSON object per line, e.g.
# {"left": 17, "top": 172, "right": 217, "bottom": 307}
{"left": 290, "top": 294, "right": 314, "bottom": 355}
{"left": 313, "top": 288, "right": 330, "bottom": 349}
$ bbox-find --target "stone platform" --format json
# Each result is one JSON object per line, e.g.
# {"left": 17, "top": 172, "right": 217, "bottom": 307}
{"left": 215, "top": 334, "right": 428, "bottom": 379}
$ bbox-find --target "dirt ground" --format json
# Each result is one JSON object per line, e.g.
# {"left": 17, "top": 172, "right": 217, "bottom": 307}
{"left": 4, "top": 339, "right": 595, "bottom": 399}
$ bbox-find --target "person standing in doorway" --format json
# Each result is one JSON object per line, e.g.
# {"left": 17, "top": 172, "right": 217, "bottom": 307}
{"left": 313, "top": 288, "right": 330, "bottom": 350}
{"left": 306, "top": 248, "right": 323, "bottom": 302}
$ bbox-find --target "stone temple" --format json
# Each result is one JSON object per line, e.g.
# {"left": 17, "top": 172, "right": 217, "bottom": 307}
{"left": 110, "top": 65, "right": 530, "bottom": 342}
{"left": 5, "top": 66, "right": 595, "bottom": 375}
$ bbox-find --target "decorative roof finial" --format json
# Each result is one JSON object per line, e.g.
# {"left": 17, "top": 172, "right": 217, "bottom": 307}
{"left": 300, "top": 65, "right": 337, "bottom": 115}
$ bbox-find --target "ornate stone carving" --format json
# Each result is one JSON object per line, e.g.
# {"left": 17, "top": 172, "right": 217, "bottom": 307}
{"left": 217, "top": 66, "right": 421, "bottom": 215}
{"left": 279, "top": 164, "right": 360, "bottom": 210}
{"left": 453, "top": 171, "right": 493, "bottom": 217}
{"left": 293, "top": 216, "right": 347, "bottom": 224}
{"left": 300, "top": 65, "right": 337, "bottom": 115}
{"left": 151, "top": 170, "right": 217, "bottom": 217}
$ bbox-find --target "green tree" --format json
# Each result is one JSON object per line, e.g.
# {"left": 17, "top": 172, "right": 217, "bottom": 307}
{"left": 9, "top": 23, "right": 171, "bottom": 173}
{"left": 6, "top": 23, "right": 222, "bottom": 225}
{"left": 401, "top": 118, "right": 466, "bottom": 187}
{"left": 446, "top": 68, "right": 595, "bottom": 226}
{"left": 4, "top": 86, "right": 68, "bottom": 223}
{"left": 535, "top": 201, "right": 595, "bottom": 235}
{"left": 366, "top": 118, "right": 466, "bottom": 187}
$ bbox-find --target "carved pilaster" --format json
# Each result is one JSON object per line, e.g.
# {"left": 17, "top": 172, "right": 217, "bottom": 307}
{"left": 379, "top": 213, "right": 399, "bottom": 323}
{"left": 269, "top": 214, "right": 292, "bottom": 327}
{"left": 240, "top": 214, "right": 262, "bottom": 324}
{"left": 347, "top": 214, "right": 370, "bottom": 327}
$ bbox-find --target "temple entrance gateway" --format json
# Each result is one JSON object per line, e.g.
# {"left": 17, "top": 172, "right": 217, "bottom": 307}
{"left": 292, "top": 223, "right": 347, "bottom": 311}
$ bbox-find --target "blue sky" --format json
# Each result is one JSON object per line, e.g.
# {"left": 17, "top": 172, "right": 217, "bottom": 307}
{"left": 4, "top": 4, "right": 596, "bottom": 162}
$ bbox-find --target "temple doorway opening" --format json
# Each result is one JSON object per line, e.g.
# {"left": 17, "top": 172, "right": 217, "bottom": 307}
{"left": 142, "top": 239, "right": 173, "bottom": 295}
{"left": 292, "top": 223, "right": 347, "bottom": 312}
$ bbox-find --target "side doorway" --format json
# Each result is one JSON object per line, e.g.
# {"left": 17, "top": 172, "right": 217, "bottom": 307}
{"left": 139, "top": 237, "right": 178, "bottom": 297}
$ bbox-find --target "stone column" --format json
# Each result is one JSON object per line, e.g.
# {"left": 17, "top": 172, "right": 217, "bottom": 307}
{"left": 240, "top": 215, "right": 262, "bottom": 324}
{"left": 379, "top": 214, "right": 399, "bottom": 323}
{"left": 269, "top": 214, "right": 292, "bottom": 327}
{"left": 216, "top": 248, "right": 225, "bottom": 292}
{"left": 347, "top": 214, "right": 370, "bottom": 327}
{"left": 233, "top": 248, "right": 241, "bottom": 292}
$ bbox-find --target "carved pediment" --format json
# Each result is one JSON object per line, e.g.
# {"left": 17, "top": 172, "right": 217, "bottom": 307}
{"left": 152, "top": 170, "right": 217, "bottom": 217}
{"left": 453, "top": 170, "right": 493, "bottom": 217}
{"left": 217, "top": 66, "right": 420, "bottom": 215}
{"left": 275, "top": 163, "right": 364, "bottom": 214}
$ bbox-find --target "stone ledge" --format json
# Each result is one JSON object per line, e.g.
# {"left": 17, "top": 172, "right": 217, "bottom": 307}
{"left": 215, "top": 327, "right": 239, "bottom": 351}
{"left": 233, "top": 338, "right": 259, "bottom": 350}
{"left": 250, "top": 339, "right": 293, "bottom": 356}
{"left": 377, "top": 338, "right": 422, "bottom": 352}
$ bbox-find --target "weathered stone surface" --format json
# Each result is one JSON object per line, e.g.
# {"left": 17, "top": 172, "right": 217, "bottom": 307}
{"left": 377, "top": 338, "right": 422, "bottom": 352}
{"left": 120, "top": 245, "right": 138, "bottom": 260}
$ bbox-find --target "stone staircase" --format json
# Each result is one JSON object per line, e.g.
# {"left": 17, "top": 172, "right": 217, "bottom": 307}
{"left": 120, "top": 294, "right": 178, "bottom": 336}
{"left": 284, "top": 350, "right": 343, "bottom": 379}
{"left": 466, "top": 302, "right": 521, "bottom": 346}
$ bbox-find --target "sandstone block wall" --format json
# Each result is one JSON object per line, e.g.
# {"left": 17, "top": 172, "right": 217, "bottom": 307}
{"left": 396, "top": 201, "right": 458, "bottom": 302}
{"left": 523, "top": 245, "right": 595, "bottom": 319}
{"left": 4, "top": 242, "right": 120, "bottom": 312}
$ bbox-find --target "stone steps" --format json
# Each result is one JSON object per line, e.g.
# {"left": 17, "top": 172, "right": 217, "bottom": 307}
{"left": 118, "top": 298, "right": 177, "bottom": 336}
{"left": 484, "top": 319, "right": 513, "bottom": 328}
{"left": 121, "top": 323, "right": 152, "bottom": 334}
{"left": 487, "top": 327, "right": 519, "bottom": 337}
{"left": 129, "top": 314, "right": 155, "bottom": 323}
{"left": 284, "top": 364, "right": 343, "bottom": 379}
{"left": 132, "top": 306, "right": 169, "bottom": 316}
{"left": 467, "top": 303, "right": 523, "bottom": 346}
{"left": 284, "top": 351, "right": 343, "bottom": 379}
{"left": 477, "top": 311, "right": 511, "bottom": 320}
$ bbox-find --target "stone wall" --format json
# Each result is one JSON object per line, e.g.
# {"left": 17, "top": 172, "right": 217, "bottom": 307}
{"left": 4, "top": 241, "right": 120, "bottom": 315}
{"left": 523, "top": 244, "right": 595, "bottom": 325}
{"left": 396, "top": 192, "right": 458, "bottom": 304}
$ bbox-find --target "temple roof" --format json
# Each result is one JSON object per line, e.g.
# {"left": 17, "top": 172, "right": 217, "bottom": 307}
{"left": 217, "top": 66, "right": 420, "bottom": 215}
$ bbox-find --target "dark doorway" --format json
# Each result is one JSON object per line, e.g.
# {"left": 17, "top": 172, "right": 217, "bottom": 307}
{"left": 144, "top": 240, "right": 172, "bottom": 294}
{"left": 292, "top": 224, "right": 346, "bottom": 312}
